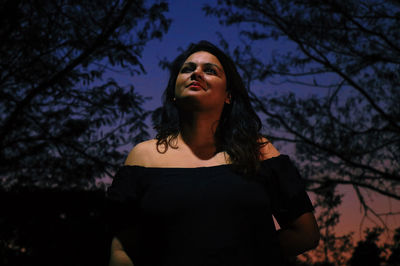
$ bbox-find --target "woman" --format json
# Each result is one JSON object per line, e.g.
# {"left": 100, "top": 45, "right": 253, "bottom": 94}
{"left": 107, "top": 41, "right": 320, "bottom": 266}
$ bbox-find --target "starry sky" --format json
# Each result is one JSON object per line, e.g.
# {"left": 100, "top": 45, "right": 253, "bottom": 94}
{"left": 114, "top": 0, "right": 400, "bottom": 244}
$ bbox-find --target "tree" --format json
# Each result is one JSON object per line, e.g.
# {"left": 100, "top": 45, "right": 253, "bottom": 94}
{"left": 304, "top": 183, "right": 353, "bottom": 265}
{"left": 203, "top": 0, "right": 400, "bottom": 217}
{"left": 0, "top": 188, "right": 109, "bottom": 266}
{"left": 0, "top": 0, "right": 171, "bottom": 189}
{"left": 387, "top": 227, "right": 400, "bottom": 266}
{"left": 348, "top": 227, "right": 384, "bottom": 266}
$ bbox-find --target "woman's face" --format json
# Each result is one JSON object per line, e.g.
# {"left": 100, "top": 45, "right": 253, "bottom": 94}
{"left": 175, "top": 51, "right": 229, "bottom": 112}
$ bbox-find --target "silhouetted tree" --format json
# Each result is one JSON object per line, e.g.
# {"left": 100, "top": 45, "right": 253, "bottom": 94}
{"left": 0, "top": 0, "right": 171, "bottom": 189}
{"left": 0, "top": 188, "right": 110, "bottom": 266}
{"left": 348, "top": 227, "right": 384, "bottom": 266}
{"left": 299, "top": 183, "right": 353, "bottom": 266}
{"left": 203, "top": 0, "right": 400, "bottom": 220}
{"left": 387, "top": 227, "right": 400, "bottom": 266}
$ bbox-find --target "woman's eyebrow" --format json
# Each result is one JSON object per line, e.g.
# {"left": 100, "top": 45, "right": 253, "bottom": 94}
{"left": 183, "top": 62, "right": 224, "bottom": 72}
{"left": 204, "top": 63, "right": 224, "bottom": 73}
{"left": 182, "top": 62, "right": 196, "bottom": 67}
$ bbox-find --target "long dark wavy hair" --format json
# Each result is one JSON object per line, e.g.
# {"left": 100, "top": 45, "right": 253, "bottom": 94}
{"left": 154, "top": 40, "right": 266, "bottom": 176}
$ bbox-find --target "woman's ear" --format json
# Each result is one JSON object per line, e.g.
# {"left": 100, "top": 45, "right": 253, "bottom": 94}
{"left": 225, "top": 93, "right": 231, "bottom": 104}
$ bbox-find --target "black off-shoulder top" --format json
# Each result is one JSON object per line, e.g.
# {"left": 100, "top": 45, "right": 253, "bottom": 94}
{"left": 106, "top": 154, "right": 314, "bottom": 266}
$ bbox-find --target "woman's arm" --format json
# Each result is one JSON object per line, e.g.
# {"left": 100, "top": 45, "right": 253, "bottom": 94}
{"left": 277, "top": 212, "right": 320, "bottom": 256}
{"left": 109, "top": 237, "right": 134, "bottom": 266}
{"left": 259, "top": 138, "right": 320, "bottom": 254}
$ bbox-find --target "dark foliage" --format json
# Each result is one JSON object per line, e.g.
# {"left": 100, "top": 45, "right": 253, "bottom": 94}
{"left": 349, "top": 227, "right": 384, "bottom": 266}
{"left": 204, "top": 0, "right": 400, "bottom": 200}
{"left": 387, "top": 227, "right": 400, "bottom": 266}
{"left": 0, "top": 0, "right": 171, "bottom": 189}
{"left": 0, "top": 188, "right": 110, "bottom": 266}
{"left": 203, "top": 1, "right": 400, "bottom": 264}
{"left": 306, "top": 183, "right": 353, "bottom": 265}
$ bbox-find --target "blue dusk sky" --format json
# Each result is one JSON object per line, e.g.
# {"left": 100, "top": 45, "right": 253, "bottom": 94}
{"left": 131, "top": 0, "right": 245, "bottom": 110}
{"left": 104, "top": 0, "right": 400, "bottom": 243}
{"left": 123, "top": 0, "right": 286, "bottom": 111}
{"left": 115, "top": 0, "right": 336, "bottom": 139}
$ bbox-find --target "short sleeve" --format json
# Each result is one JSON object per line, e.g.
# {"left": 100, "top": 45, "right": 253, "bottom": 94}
{"left": 261, "top": 155, "right": 314, "bottom": 226}
{"left": 105, "top": 166, "right": 142, "bottom": 236}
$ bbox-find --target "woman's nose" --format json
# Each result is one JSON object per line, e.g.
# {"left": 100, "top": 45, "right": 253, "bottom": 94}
{"left": 190, "top": 68, "right": 203, "bottom": 80}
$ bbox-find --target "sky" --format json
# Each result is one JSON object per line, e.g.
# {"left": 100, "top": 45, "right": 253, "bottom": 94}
{"left": 111, "top": 0, "right": 400, "bottom": 245}
{"left": 126, "top": 0, "right": 244, "bottom": 111}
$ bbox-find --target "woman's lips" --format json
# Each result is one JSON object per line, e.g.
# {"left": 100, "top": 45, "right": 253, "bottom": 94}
{"left": 187, "top": 82, "right": 207, "bottom": 90}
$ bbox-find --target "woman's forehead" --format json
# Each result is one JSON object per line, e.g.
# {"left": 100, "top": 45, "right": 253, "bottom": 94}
{"left": 184, "top": 51, "right": 222, "bottom": 65}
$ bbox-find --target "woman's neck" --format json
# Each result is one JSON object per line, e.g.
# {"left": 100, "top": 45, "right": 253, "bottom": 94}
{"left": 178, "top": 111, "right": 221, "bottom": 159}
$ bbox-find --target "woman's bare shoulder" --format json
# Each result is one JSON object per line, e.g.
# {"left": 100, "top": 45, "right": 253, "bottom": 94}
{"left": 258, "top": 137, "right": 280, "bottom": 160}
{"left": 124, "top": 139, "right": 158, "bottom": 166}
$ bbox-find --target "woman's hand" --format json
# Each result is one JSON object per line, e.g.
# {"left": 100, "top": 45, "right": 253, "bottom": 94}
{"left": 258, "top": 137, "right": 280, "bottom": 160}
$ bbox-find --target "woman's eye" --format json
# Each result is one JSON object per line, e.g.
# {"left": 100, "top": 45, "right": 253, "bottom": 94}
{"left": 205, "top": 68, "right": 217, "bottom": 74}
{"left": 180, "top": 67, "right": 192, "bottom": 73}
